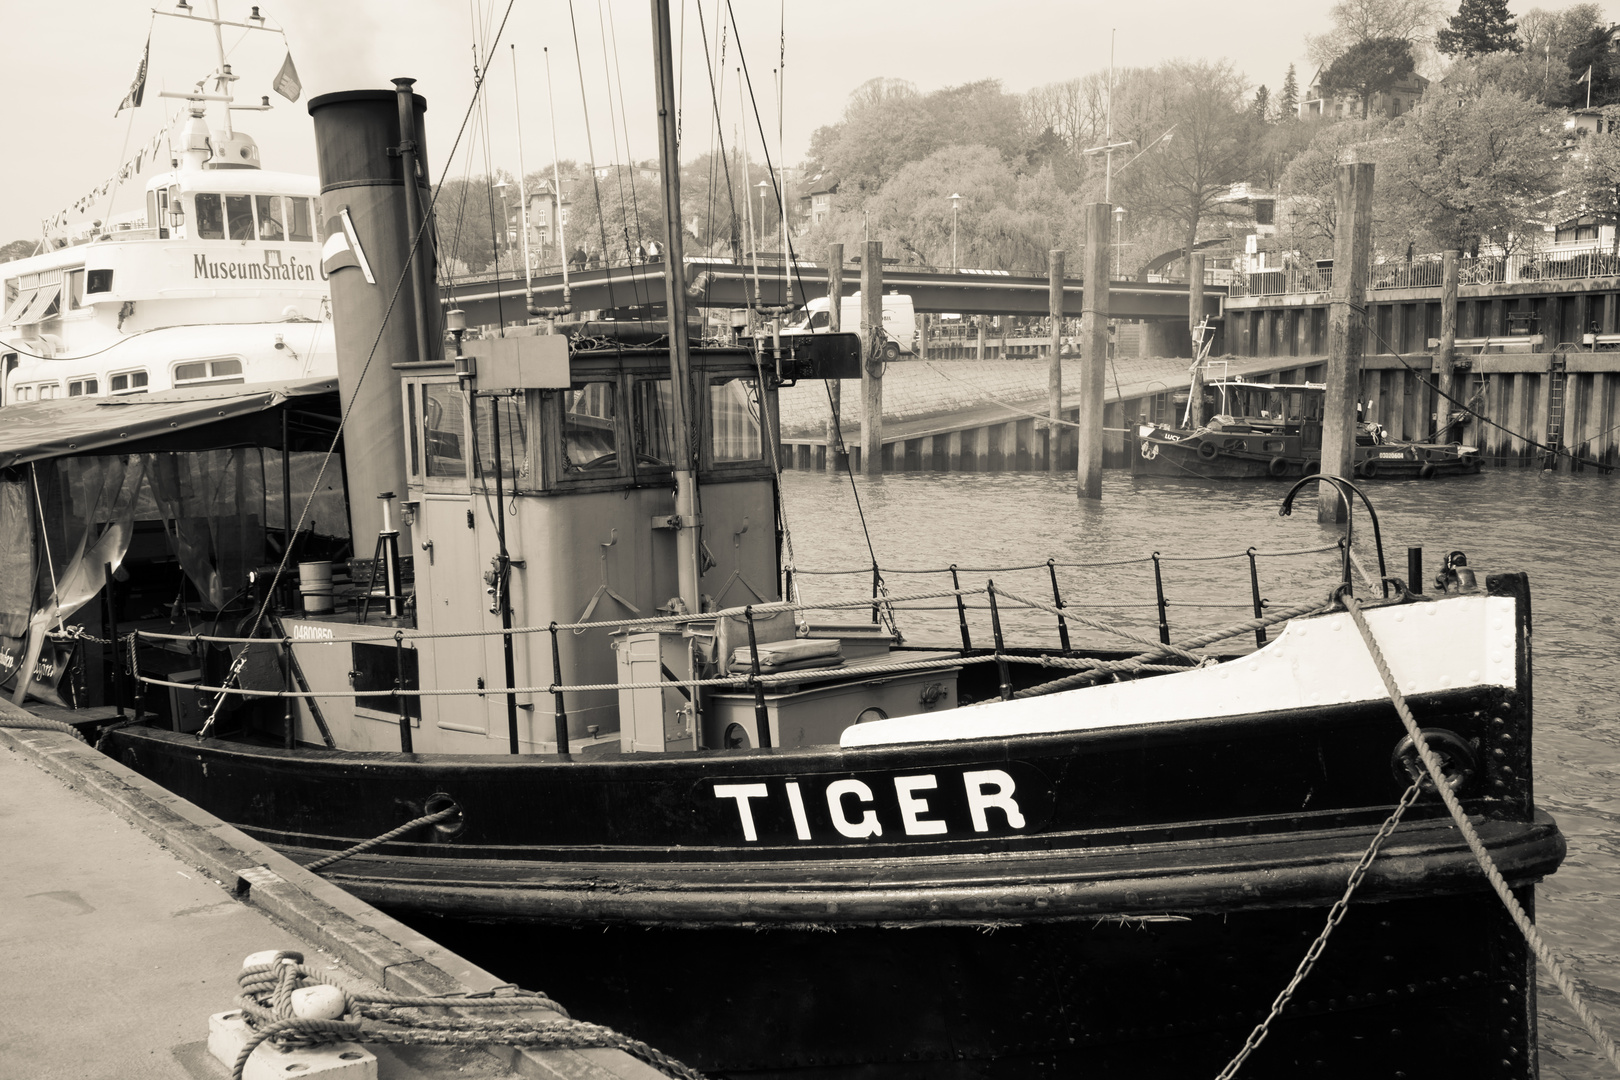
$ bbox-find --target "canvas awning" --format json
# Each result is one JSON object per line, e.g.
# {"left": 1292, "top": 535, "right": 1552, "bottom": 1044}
{"left": 0, "top": 378, "right": 340, "bottom": 468}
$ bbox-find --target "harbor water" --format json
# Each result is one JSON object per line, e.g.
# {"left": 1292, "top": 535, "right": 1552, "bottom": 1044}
{"left": 416, "top": 467, "right": 1620, "bottom": 1078}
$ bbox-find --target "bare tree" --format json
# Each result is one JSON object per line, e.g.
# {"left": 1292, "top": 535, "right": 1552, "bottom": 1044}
{"left": 1306, "top": 0, "right": 1445, "bottom": 69}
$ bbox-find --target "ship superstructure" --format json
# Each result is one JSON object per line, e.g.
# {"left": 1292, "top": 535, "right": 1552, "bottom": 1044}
{"left": 0, "top": 3, "right": 332, "bottom": 403}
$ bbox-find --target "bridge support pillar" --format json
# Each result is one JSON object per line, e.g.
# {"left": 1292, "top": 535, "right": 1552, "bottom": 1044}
{"left": 1047, "top": 248, "right": 1065, "bottom": 473}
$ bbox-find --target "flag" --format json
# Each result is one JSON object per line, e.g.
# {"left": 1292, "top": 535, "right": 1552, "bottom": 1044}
{"left": 1578, "top": 66, "right": 1592, "bottom": 85}
{"left": 273, "top": 51, "right": 302, "bottom": 102}
{"left": 321, "top": 207, "right": 376, "bottom": 283}
{"left": 116, "top": 34, "right": 150, "bottom": 116}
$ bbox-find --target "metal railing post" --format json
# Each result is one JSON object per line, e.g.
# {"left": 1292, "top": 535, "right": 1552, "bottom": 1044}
{"left": 549, "top": 622, "right": 569, "bottom": 754}
{"left": 744, "top": 606, "right": 773, "bottom": 748}
{"left": 1151, "top": 551, "right": 1171, "bottom": 645}
{"left": 104, "top": 562, "right": 123, "bottom": 718}
{"left": 1046, "top": 558, "right": 1072, "bottom": 652}
{"left": 949, "top": 565, "right": 972, "bottom": 651}
{"left": 392, "top": 630, "right": 413, "bottom": 753}
{"left": 1246, "top": 547, "right": 1267, "bottom": 649}
{"left": 283, "top": 637, "right": 295, "bottom": 749}
{"left": 986, "top": 580, "right": 1013, "bottom": 701}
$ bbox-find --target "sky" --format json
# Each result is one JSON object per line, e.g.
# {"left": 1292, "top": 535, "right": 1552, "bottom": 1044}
{"left": 3, "top": 0, "right": 1617, "bottom": 243}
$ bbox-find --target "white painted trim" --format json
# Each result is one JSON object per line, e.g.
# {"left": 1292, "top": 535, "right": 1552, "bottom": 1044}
{"left": 841, "top": 595, "right": 1517, "bottom": 748}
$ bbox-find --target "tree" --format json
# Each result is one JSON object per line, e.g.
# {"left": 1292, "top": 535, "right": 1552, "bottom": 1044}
{"left": 1377, "top": 85, "right": 1558, "bottom": 254}
{"left": 1557, "top": 106, "right": 1620, "bottom": 254}
{"left": 0, "top": 239, "right": 37, "bottom": 264}
{"left": 1252, "top": 85, "right": 1272, "bottom": 123}
{"left": 1306, "top": 0, "right": 1444, "bottom": 69}
{"left": 1567, "top": 26, "right": 1620, "bottom": 107}
{"left": 1436, "top": 0, "right": 1521, "bottom": 56}
{"left": 1277, "top": 118, "right": 1388, "bottom": 260}
{"left": 1320, "top": 37, "right": 1418, "bottom": 118}
{"left": 1279, "top": 65, "right": 1301, "bottom": 119}
{"left": 1113, "top": 59, "right": 1254, "bottom": 261}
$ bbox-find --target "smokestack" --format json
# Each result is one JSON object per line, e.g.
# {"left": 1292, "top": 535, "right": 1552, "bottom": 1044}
{"left": 307, "top": 87, "right": 436, "bottom": 554}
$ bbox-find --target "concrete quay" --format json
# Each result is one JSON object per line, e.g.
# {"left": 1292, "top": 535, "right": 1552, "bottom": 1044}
{"left": 0, "top": 702, "right": 668, "bottom": 1080}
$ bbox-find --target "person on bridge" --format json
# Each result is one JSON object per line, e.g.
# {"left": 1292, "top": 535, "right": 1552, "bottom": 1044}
{"left": 635, "top": 241, "right": 647, "bottom": 263}
{"left": 646, "top": 239, "right": 661, "bottom": 263}
{"left": 588, "top": 249, "right": 601, "bottom": 269}
{"left": 569, "top": 245, "right": 587, "bottom": 272}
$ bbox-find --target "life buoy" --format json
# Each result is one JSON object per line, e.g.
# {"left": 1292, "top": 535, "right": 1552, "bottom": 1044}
{"left": 1302, "top": 459, "right": 1320, "bottom": 475}
{"left": 1197, "top": 440, "right": 1219, "bottom": 460}
{"left": 1358, "top": 458, "right": 1380, "bottom": 479}
{"left": 1419, "top": 462, "right": 1437, "bottom": 479}
{"left": 1267, "top": 456, "right": 1290, "bottom": 477}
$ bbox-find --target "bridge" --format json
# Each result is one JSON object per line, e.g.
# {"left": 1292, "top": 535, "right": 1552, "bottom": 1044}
{"left": 440, "top": 260, "right": 1227, "bottom": 328}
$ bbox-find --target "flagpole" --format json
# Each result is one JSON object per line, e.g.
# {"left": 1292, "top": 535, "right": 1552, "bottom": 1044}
{"left": 1589, "top": 65, "right": 1593, "bottom": 110}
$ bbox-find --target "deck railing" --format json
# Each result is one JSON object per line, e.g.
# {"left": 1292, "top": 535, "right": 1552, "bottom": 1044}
{"left": 1231, "top": 247, "right": 1620, "bottom": 299}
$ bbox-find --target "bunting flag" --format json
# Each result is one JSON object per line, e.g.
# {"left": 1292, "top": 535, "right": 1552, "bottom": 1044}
{"left": 273, "top": 51, "right": 302, "bottom": 102}
{"left": 116, "top": 34, "right": 151, "bottom": 116}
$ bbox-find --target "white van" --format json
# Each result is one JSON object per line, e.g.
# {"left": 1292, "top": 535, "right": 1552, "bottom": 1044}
{"left": 781, "top": 291, "right": 918, "bottom": 361}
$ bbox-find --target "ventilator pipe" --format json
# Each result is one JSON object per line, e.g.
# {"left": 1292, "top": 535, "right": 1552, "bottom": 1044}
{"left": 1278, "top": 474, "right": 1388, "bottom": 596}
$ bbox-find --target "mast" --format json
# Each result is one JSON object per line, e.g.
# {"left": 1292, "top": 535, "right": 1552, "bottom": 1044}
{"left": 650, "top": 0, "right": 703, "bottom": 612}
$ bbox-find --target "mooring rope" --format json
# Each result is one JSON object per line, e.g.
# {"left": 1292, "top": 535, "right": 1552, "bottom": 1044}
{"left": 1339, "top": 590, "right": 1620, "bottom": 1075}
{"left": 231, "top": 955, "right": 705, "bottom": 1080}
{"left": 302, "top": 805, "right": 463, "bottom": 874}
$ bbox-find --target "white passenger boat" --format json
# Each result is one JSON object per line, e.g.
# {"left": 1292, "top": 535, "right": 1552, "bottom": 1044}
{"left": 0, "top": 2, "right": 332, "bottom": 404}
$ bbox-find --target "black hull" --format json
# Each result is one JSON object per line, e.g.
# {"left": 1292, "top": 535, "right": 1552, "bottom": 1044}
{"left": 1133, "top": 428, "right": 1482, "bottom": 480}
{"left": 406, "top": 887, "right": 1544, "bottom": 1078}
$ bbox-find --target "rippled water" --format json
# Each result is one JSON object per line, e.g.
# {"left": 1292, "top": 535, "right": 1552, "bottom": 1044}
{"left": 781, "top": 466, "right": 1620, "bottom": 1079}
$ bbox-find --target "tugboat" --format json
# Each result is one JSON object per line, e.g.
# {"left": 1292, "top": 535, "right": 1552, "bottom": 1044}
{"left": 0, "top": 9, "right": 1565, "bottom": 1077}
{"left": 0, "top": 1, "right": 331, "bottom": 405}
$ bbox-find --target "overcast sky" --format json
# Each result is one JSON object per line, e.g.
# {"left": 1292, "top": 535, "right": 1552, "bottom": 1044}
{"left": 3, "top": 0, "right": 1616, "bottom": 243}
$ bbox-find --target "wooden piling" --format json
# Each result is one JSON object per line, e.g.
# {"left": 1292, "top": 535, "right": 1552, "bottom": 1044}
{"left": 862, "top": 241, "right": 883, "bottom": 475}
{"left": 1077, "top": 203, "right": 1111, "bottom": 499}
{"left": 1048, "top": 249, "right": 1065, "bottom": 473}
{"left": 826, "top": 243, "right": 843, "bottom": 465}
{"left": 1319, "top": 162, "right": 1375, "bottom": 523}
{"left": 1435, "top": 250, "right": 1458, "bottom": 441}
{"left": 1189, "top": 252, "right": 1206, "bottom": 339}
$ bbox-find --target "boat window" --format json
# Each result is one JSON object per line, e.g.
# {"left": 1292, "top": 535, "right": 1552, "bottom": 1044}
{"left": 36, "top": 383, "right": 59, "bottom": 400}
{"left": 86, "top": 270, "right": 114, "bottom": 294}
{"left": 195, "top": 193, "right": 225, "bottom": 239}
{"left": 173, "top": 358, "right": 245, "bottom": 386}
{"left": 407, "top": 384, "right": 420, "bottom": 477}
{"left": 708, "top": 376, "right": 763, "bottom": 463}
{"left": 109, "top": 370, "right": 149, "bottom": 394}
{"left": 65, "top": 270, "right": 85, "bottom": 311}
{"left": 474, "top": 393, "right": 529, "bottom": 484}
{"left": 422, "top": 383, "right": 469, "bottom": 479}
{"left": 68, "top": 378, "right": 98, "bottom": 397}
{"left": 808, "top": 311, "right": 829, "bottom": 329}
{"left": 256, "top": 195, "right": 286, "bottom": 242}
{"left": 632, "top": 379, "right": 676, "bottom": 466}
{"left": 15, "top": 386, "right": 30, "bottom": 401}
{"left": 562, "top": 382, "right": 619, "bottom": 473}
{"left": 226, "top": 195, "right": 255, "bottom": 240}
{"left": 287, "top": 197, "right": 315, "bottom": 243}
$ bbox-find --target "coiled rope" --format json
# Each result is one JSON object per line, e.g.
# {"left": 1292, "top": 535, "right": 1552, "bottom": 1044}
{"left": 231, "top": 954, "right": 704, "bottom": 1080}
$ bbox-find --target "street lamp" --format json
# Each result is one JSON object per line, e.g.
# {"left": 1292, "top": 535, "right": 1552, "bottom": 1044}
{"left": 949, "top": 193, "right": 962, "bottom": 270}
{"left": 1112, "top": 206, "right": 1126, "bottom": 278}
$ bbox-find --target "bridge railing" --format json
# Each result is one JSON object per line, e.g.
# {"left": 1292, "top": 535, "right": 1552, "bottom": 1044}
{"left": 1230, "top": 247, "right": 1620, "bottom": 299}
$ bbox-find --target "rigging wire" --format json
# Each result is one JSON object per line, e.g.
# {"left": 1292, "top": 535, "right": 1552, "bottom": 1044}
{"left": 593, "top": 0, "right": 637, "bottom": 276}
{"left": 197, "top": 0, "right": 523, "bottom": 734}
{"left": 565, "top": 0, "right": 619, "bottom": 310}
{"left": 602, "top": 0, "right": 651, "bottom": 307}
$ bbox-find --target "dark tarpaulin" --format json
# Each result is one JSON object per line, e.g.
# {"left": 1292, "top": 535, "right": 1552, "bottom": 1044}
{"left": 0, "top": 378, "right": 341, "bottom": 468}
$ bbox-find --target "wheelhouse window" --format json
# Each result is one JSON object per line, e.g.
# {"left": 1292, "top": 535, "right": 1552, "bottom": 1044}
{"left": 287, "top": 197, "right": 315, "bottom": 242}
{"left": 708, "top": 376, "right": 763, "bottom": 463}
{"left": 474, "top": 393, "right": 529, "bottom": 484}
{"left": 226, "top": 195, "right": 255, "bottom": 240}
{"left": 173, "top": 358, "right": 244, "bottom": 386}
{"left": 86, "top": 269, "right": 114, "bottom": 294}
{"left": 422, "top": 383, "right": 469, "bottom": 480}
{"left": 255, "top": 195, "right": 286, "bottom": 241}
{"left": 195, "top": 193, "right": 225, "bottom": 239}
{"left": 109, "top": 370, "right": 149, "bottom": 394}
{"left": 562, "top": 382, "right": 618, "bottom": 473}
{"left": 632, "top": 379, "right": 676, "bottom": 466}
{"left": 65, "top": 269, "right": 85, "bottom": 310}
